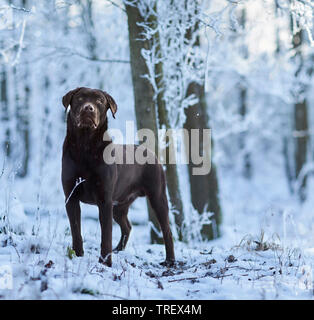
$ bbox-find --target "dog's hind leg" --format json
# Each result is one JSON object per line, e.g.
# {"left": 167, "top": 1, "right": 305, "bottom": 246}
{"left": 113, "top": 204, "right": 132, "bottom": 252}
{"left": 147, "top": 190, "right": 175, "bottom": 265}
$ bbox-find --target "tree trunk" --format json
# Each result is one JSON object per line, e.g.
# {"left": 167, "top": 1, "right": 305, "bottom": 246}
{"left": 183, "top": 4, "right": 222, "bottom": 240}
{"left": 150, "top": 10, "right": 185, "bottom": 241}
{"left": 81, "top": 0, "right": 102, "bottom": 85}
{"left": 294, "top": 98, "right": 308, "bottom": 201}
{"left": 126, "top": 1, "right": 185, "bottom": 241}
{"left": 239, "top": 86, "right": 251, "bottom": 179}
{"left": 125, "top": 2, "right": 163, "bottom": 243}
{"left": 16, "top": 67, "right": 30, "bottom": 178}
{"left": 238, "top": 8, "right": 251, "bottom": 179}
{"left": 0, "top": 65, "right": 11, "bottom": 157}
{"left": 275, "top": 1, "right": 294, "bottom": 194}
{"left": 291, "top": 18, "right": 308, "bottom": 202}
{"left": 14, "top": 0, "right": 30, "bottom": 178}
{"left": 183, "top": 82, "right": 222, "bottom": 240}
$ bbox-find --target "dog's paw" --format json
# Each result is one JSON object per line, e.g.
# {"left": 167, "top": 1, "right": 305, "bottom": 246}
{"left": 113, "top": 245, "right": 123, "bottom": 253}
{"left": 73, "top": 248, "right": 84, "bottom": 257}
{"left": 98, "top": 256, "right": 112, "bottom": 267}
{"left": 75, "top": 251, "right": 84, "bottom": 257}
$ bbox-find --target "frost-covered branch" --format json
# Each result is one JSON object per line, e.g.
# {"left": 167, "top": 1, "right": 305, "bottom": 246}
{"left": 61, "top": 49, "right": 130, "bottom": 64}
{"left": 8, "top": 4, "right": 32, "bottom": 13}
{"left": 277, "top": 0, "right": 314, "bottom": 45}
{"left": 11, "top": 19, "right": 27, "bottom": 66}
{"left": 136, "top": 0, "right": 206, "bottom": 127}
{"left": 105, "top": 0, "right": 126, "bottom": 12}
{"left": 292, "top": 0, "right": 314, "bottom": 10}
{"left": 32, "top": 46, "right": 130, "bottom": 64}
{"left": 200, "top": 1, "right": 238, "bottom": 37}
{"left": 65, "top": 178, "right": 86, "bottom": 205}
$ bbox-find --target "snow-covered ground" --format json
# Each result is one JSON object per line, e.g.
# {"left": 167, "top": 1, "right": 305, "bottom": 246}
{"left": 1, "top": 212, "right": 313, "bottom": 300}
{"left": 1, "top": 156, "right": 314, "bottom": 300}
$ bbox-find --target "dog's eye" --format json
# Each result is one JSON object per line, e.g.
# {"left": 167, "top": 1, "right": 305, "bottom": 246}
{"left": 78, "top": 97, "right": 83, "bottom": 101}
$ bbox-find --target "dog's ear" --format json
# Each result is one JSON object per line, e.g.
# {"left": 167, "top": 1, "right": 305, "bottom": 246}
{"left": 62, "top": 87, "right": 82, "bottom": 108}
{"left": 102, "top": 91, "right": 117, "bottom": 119}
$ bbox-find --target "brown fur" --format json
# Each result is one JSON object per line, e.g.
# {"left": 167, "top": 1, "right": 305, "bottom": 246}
{"left": 61, "top": 87, "right": 175, "bottom": 267}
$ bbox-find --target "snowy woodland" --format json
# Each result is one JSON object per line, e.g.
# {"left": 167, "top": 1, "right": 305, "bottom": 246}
{"left": 1, "top": 0, "right": 314, "bottom": 300}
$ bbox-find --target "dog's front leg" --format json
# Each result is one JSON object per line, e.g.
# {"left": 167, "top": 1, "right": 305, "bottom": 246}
{"left": 66, "top": 198, "right": 84, "bottom": 257}
{"left": 98, "top": 199, "right": 113, "bottom": 267}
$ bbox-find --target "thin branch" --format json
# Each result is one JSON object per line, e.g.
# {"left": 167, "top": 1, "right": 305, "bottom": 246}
{"left": 11, "top": 18, "right": 27, "bottom": 66}
{"left": 297, "top": 0, "right": 314, "bottom": 9}
{"left": 168, "top": 272, "right": 232, "bottom": 282}
{"left": 36, "top": 46, "right": 130, "bottom": 64}
{"left": 65, "top": 178, "right": 86, "bottom": 205}
{"left": 168, "top": 276, "right": 202, "bottom": 282}
{"left": 9, "top": 5, "right": 32, "bottom": 13}
{"left": 101, "top": 292, "right": 129, "bottom": 300}
{"left": 72, "top": 51, "right": 130, "bottom": 64}
{"left": 0, "top": 154, "right": 6, "bottom": 179}
{"left": 106, "top": 0, "right": 126, "bottom": 12}
{"left": 11, "top": 243, "right": 21, "bottom": 263}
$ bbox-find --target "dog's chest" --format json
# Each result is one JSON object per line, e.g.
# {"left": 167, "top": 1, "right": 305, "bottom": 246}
{"left": 73, "top": 173, "right": 106, "bottom": 204}
{"left": 73, "top": 161, "right": 115, "bottom": 204}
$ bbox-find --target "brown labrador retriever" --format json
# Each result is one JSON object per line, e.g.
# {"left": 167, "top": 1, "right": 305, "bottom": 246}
{"left": 61, "top": 87, "right": 175, "bottom": 267}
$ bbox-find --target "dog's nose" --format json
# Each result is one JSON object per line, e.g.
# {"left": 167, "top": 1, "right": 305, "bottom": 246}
{"left": 83, "top": 104, "right": 95, "bottom": 113}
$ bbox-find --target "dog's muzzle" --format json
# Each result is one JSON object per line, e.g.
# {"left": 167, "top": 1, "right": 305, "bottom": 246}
{"left": 77, "top": 104, "right": 98, "bottom": 129}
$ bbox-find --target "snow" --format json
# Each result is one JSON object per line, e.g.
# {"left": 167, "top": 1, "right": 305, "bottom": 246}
{"left": 1, "top": 152, "right": 314, "bottom": 300}
{"left": 2, "top": 120, "right": 314, "bottom": 300}
{"left": 1, "top": 224, "right": 313, "bottom": 299}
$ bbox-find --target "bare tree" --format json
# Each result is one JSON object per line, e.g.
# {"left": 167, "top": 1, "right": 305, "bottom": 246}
{"left": 125, "top": 1, "right": 185, "bottom": 241}
{"left": 291, "top": 16, "right": 309, "bottom": 201}
{"left": 0, "top": 62, "right": 10, "bottom": 157}
{"left": 125, "top": 2, "right": 164, "bottom": 243}
{"left": 14, "top": 0, "right": 30, "bottom": 178}
{"left": 183, "top": 3, "right": 222, "bottom": 240}
{"left": 238, "top": 8, "right": 251, "bottom": 179}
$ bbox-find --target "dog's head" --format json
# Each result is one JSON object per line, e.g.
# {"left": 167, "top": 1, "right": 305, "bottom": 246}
{"left": 62, "top": 87, "right": 117, "bottom": 130}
